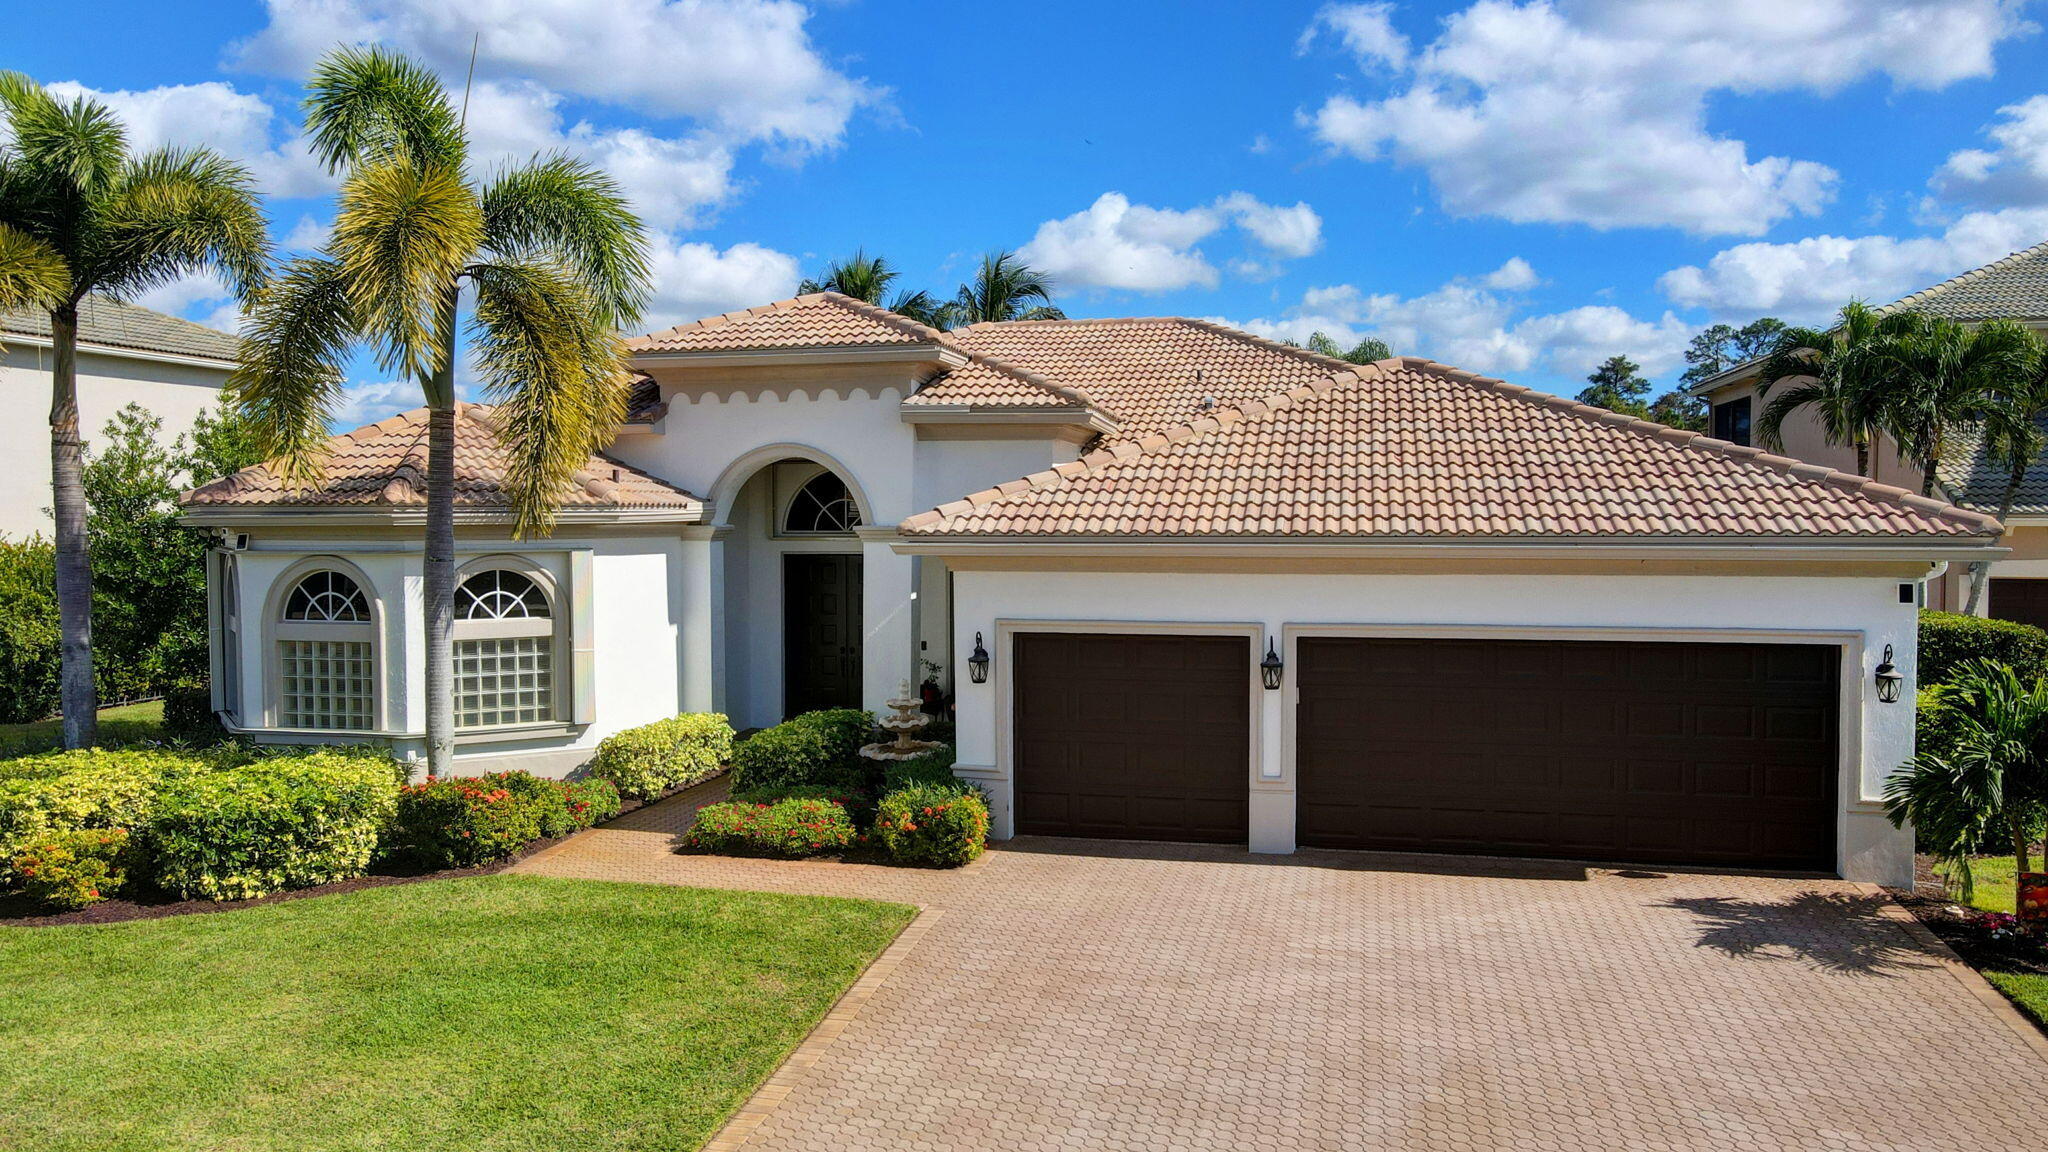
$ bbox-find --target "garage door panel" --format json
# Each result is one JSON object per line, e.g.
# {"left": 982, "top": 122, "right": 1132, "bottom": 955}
{"left": 1296, "top": 636, "right": 1838, "bottom": 870}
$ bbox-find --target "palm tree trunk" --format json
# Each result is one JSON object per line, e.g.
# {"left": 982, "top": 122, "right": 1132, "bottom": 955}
{"left": 2014, "top": 818, "right": 2034, "bottom": 876}
{"left": 48, "top": 302, "right": 97, "bottom": 749}
{"left": 1854, "top": 438, "right": 1869, "bottom": 479}
{"left": 421, "top": 287, "right": 459, "bottom": 777}
{"left": 1964, "top": 463, "right": 2027, "bottom": 615}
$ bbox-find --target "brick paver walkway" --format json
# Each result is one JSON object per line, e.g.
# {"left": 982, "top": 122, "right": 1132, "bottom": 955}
{"left": 517, "top": 781, "right": 2047, "bottom": 1151}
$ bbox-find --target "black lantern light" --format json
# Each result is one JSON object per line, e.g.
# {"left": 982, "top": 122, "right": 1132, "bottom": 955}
{"left": 1874, "top": 644, "right": 1903, "bottom": 704}
{"left": 967, "top": 632, "right": 990, "bottom": 684}
{"left": 1260, "top": 639, "right": 1284, "bottom": 690}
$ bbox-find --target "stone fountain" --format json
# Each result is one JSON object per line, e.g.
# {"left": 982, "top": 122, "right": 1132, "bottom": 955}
{"left": 860, "top": 681, "right": 944, "bottom": 762}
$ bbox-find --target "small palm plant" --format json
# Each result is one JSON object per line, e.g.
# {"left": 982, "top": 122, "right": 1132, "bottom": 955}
{"left": 0, "top": 74, "right": 268, "bottom": 749}
{"left": 940, "top": 251, "right": 1064, "bottom": 328}
{"left": 1885, "top": 659, "right": 2048, "bottom": 901}
{"left": 1964, "top": 328, "right": 2048, "bottom": 614}
{"left": 231, "top": 47, "right": 649, "bottom": 775}
{"left": 798, "top": 249, "right": 940, "bottom": 326}
{"left": 1753, "top": 301, "right": 1901, "bottom": 477}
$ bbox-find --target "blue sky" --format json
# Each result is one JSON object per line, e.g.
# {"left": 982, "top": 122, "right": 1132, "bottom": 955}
{"left": 13, "top": 0, "right": 2048, "bottom": 425}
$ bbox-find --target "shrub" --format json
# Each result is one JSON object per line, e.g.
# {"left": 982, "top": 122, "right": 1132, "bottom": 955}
{"left": 147, "top": 751, "right": 400, "bottom": 900}
{"left": 392, "top": 771, "right": 616, "bottom": 868}
{"left": 875, "top": 781, "right": 989, "bottom": 868}
{"left": 161, "top": 681, "right": 225, "bottom": 746}
{"left": 486, "top": 770, "right": 623, "bottom": 837}
{"left": 12, "top": 827, "right": 134, "bottom": 910}
{"left": 881, "top": 744, "right": 958, "bottom": 792}
{"left": 683, "top": 796, "right": 856, "bottom": 858}
{"left": 585, "top": 713, "right": 734, "bottom": 800}
{"left": 0, "top": 748, "right": 210, "bottom": 876}
{"left": 0, "top": 539, "right": 58, "bottom": 726}
{"left": 1916, "top": 685, "right": 1967, "bottom": 765}
{"left": 729, "top": 709, "right": 875, "bottom": 792}
{"left": 1919, "top": 610, "right": 2048, "bottom": 686}
{"left": 729, "top": 783, "right": 875, "bottom": 826}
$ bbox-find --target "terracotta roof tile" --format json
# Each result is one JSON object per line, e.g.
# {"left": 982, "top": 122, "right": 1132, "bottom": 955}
{"left": 627, "top": 292, "right": 940, "bottom": 352}
{"left": 181, "top": 404, "right": 697, "bottom": 512}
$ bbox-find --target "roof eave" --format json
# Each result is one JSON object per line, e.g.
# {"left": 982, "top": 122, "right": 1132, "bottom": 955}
{"left": 888, "top": 534, "right": 2005, "bottom": 563}
{"left": 179, "top": 503, "right": 706, "bottom": 528}
{"left": 899, "top": 402, "right": 1119, "bottom": 435}
{"left": 629, "top": 343, "right": 961, "bottom": 369}
{"left": 1, "top": 331, "right": 238, "bottom": 370}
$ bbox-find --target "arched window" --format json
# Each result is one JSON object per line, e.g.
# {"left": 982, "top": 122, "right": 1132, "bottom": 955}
{"left": 453, "top": 567, "right": 555, "bottom": 729}
{"left": 276, "top": 569, "right": 374, "bottom": 730}
{"left": 782, "top": 470, "right": 862, "bottom": 534}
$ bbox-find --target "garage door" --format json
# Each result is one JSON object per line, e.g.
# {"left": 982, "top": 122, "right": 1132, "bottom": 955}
{"left": 1013, "top": 632, "right": 1250, "bottom": 842}
{"left": 1990, "top": 578, "right": 2048, "bottom": 634}
{"left": 1296, "top": 636, "right": 1838, "bottom": 871}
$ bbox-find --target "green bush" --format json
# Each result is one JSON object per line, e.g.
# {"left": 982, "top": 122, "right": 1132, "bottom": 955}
{"left": 11, "top": 827, "right": 134, "bottom": 910}
{"left": 729, "top": 709, "right": 875, "bottom": 792}
{"left": 0, "top": 748, "right": 211, "bottom": 876}
{"left": 585, "top": 713, "right": 734, "bottom": 800}
{"left": 875, "top": 781, "right": 988, "bottom": 868}
{"left": 486, "top": 770, "right": 622, "bottom": 837}
{"left": 392, "top": 771, "right": 615, "bottom": 868}
{"left": 683, "top": 796, "right": 857, "bottom": 858}
{"left": 881, "top": 744, "right": 958, "bottom": 792}
{"left": 147, "top": 751, "right": 400, "bottom": 900}
{"left": 161, "top": 681, "right": 225, "bottom": 745}
{"left": 729, "top": 783, "right": 875, "bottom": 826}
{"left": 1919, "top": 610, "right": 2048, "bottom": 686}
{"left": 0, "top": 539, "right": 59, "bottom": 726}
{"left": 1916, "top": 685, "right": 1967, "bottom": 765}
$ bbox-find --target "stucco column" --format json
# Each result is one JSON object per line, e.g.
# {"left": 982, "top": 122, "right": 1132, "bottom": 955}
{"left": 677, "top": 526, "right": 727, "bottom": 715}
{"left": 1248, "top": 621, "right": 1294, "bottom": 854}
{"left": 857, "top": 528, "right": 917, "bottom": 714}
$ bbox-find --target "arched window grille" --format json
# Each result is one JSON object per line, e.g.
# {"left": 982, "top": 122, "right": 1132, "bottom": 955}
{"left": 782, "top": 471, "right": 862, "bottom": 535}
{"left": 453, "top": 568, "right": 556, "bottom": 728}
{"left": 277, "top": 570, "right": 374, "bottom": 730}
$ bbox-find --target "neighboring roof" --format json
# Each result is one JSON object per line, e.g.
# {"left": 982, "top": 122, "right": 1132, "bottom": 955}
{"left": 626, "top": 292, "right": 939, "bottom": 353}
{"left": 1, "top": 295, "right": 240, "bottom": 364}
{"left": 902, "top": 356, "right": 2000, "bottom": 541}
{"left": 1883, "top": 238, "right": 2048, "bottom": 322}
{"left": 181, "top": 403, "right": 698, "bottom": 513}
{"left": 1938, "top": 418, "right": 2048, "bottom": 517}
{"left": 623, "top": 373, "right": 665, "bottom": 424}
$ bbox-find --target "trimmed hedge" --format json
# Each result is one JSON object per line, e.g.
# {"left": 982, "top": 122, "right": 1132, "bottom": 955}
{"left": 729, "top": 709, "right": 874, "bottom": 792}
{"left": 1916, "top": 685, "right": 1967, "bottom": 766}
{"left": 12, "top": 827, "right": 134, "bottom": 910}
{"left": 683, "top": 796, "right": 857, "bottom": 858}
{"left": 147, "top": 751, "right": 400, "bottom": 900}
{"left": 0, "top": 748, "right": 211, "bottom": 877}
{"left": 730, "top": 783, "right": 875, "bottom": 826}
{"left": 1919, "top": 610, "right": 2048, "bottom": 686}
{"left": 881, "top": 744, "right": 958, "bottom": 792}
{"left": 585, "top": 713, "right": 734, "bottom": 800}
{"left": 875, "top": 781, "right": 988, "bottom": 868}
{"left": 393, "top": 771, "right": 621, "bottom": 869}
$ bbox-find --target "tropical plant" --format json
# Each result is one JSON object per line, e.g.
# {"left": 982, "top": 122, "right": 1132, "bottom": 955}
{"left": 230, "top": 47, "right": 650, "bottom": 776}
{"left": 1884, "top": 658, "right": 2048, "bottom": 900}
{"left": 939, "top": 251, "right": 1063, "bottom": 327}
{"left": 798, "top": 249, "right": 941, "bottom": 327}
{"left": 1576, "top": 354, "right": 1652, "bottom": 417}
{"left": 1753, "top": 301, "right": 1903, "bottom": 477}
{"left": 1964, "top": 329, "right": 2048, "bottom": 613}
{"left": 1866, "top": 315, "right": 2041, "bottom": 497}
{"left": 1305, "top": 331, "right": 1392, "bottom": 364}
{"left": 0, "top": 73, "right": 268, "bottom": 749}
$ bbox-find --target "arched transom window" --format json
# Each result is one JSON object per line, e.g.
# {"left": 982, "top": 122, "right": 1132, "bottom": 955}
{"left": 454, "top": 567, "right": 555, "bottom": 729}
{"left": 276, "top": 569, "right": 374, "bottom": 730}
{"left": 782, "top": 470, "right": 862, "bottom": 535}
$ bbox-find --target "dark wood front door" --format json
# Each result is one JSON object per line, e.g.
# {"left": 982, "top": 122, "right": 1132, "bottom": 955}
{"left": 1295, "top": 636, "right": 1839, "bottom": 871}
{"left": 784, "top": 554, "right": 862, "bottom": 717}
{"left": 1012, "top": 631, "right": 1250, "bottom": 842}
{"left": 1990, "top": 578, "right": 2048, "bottom": 634}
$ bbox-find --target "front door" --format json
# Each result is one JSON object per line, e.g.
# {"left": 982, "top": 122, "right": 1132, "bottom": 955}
{"left": 784, "top": 554, "right": 863, "bottom": 717}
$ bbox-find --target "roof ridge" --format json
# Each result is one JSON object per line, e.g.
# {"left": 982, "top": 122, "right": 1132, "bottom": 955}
{"left": 1391, "top": 355, "right": 2004, "bottom": 536}
{"left": 1883, "top": 237, "right": 2048, "bottom": 315}
{"left": 1170, "top": 316, "right": 1365, "bottom": 375}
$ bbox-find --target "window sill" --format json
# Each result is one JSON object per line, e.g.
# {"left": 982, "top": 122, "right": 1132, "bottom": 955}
{"left": 454, "top": 722, "right": 584, "bottom": 747}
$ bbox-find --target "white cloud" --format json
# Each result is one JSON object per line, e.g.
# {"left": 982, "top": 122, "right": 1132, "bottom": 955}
{"left": 1932, "top": 94, "right": 2048, "bottom": 209}
{"left": 44, "top": 80, "right": 331, "bottom": 199}
{"left": 232, "top": 0, "right": 881, "bottom": 152}
{"left": 1299, "top": 0, "right": 2032, "bottom": 235}
{"left": 644, "top": 240, "right": 801, "bottom": 330}
{"left": 1480, "top": 256, "right": 1538, "bottom": 290}
{"left": 1658, "top": 206, "right": 2048, "bottom": 319}
{"left": 1019, "top": 191, "right": 1322, "bottom": 293}
{"left": 327, "top": 379, "right": 421, "bottom": 431}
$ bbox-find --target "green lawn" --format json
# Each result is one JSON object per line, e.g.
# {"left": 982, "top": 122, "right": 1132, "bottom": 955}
{"left": 1984, "top": 970, "right": 2048, "bottom": 1029}
{"left": 0, "top": 698, "right": 164, "bottom": 754}
{"left": 1, "top": 874, "right": 914, "bottom": 1152}
{"left": 1952, "top": 855, "right": 2020, "bottom": 914}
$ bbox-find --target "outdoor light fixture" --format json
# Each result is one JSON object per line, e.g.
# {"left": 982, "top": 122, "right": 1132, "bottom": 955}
{"left": 967, "top": 632, "right": 990, "bottom": 684}
{"left": 1874, "top": 645, "right": 1903, "bottom": 704}
{"left": 1260, "top": 639, "right": 1284, "bottom": 690}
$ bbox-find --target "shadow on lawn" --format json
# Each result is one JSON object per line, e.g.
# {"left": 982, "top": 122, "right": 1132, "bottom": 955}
{"left": 1661, "top": 891, "right": 1939, "bottom": 977}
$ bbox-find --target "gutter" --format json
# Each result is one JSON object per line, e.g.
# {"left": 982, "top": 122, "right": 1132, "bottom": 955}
{"left": 3, "top": 332, "right": 238, "bottom": 371}
{"left": 885, "top": 534, "right": 2008, "bottom": 563}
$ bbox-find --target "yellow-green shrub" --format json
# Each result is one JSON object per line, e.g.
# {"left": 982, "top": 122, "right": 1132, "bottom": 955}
{"left": 146, "top": 751, "right": 400, "bottom": 900}
{"left": 12, "top": 827, "right": 134, "bottom": 910}
{"left": 585, "top": 713, "right": 734, "bottom": 800}
{"left": 0, "top": 748, "right": 214, "bottom": 877}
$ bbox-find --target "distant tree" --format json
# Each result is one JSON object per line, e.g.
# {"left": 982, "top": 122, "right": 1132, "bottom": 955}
{"left": 799, "top": 249, "right": 942, "bottom": 327}
{"left": 1576, "top": 355, "right": 1652, "bottom": 418}
{"left": 1680, "top": 318, "right": 1787, "bottom": 388}
{"left": 938, "top": 251, "right": 1063, "bottom": 328}
{"left": 1967, "top": 330, "right": 2048, "bottom": 614}
{"left": 1647, "top": 389, "right": 1707, "bottom": 432}
{"left": 1305, "top": 331, "right": 1392, "bottom": 364}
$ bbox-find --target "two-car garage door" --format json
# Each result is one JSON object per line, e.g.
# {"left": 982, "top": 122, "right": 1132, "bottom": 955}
{"left": 1013, "top": 630, "right": 1839, "bottom": 872}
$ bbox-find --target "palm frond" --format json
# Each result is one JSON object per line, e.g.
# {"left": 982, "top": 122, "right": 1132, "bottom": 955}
{"left": 331, "top": 158, "right": 481, "bottom": 379}
{"left": 806, "top": 250, "right": 896, "bottom": 303}
{"left": 0, "top": 72, "right": 126, "bottom": 201}
{"left": 226, "top": 255, "right": 358, "bottom": 486}
{"left": 302, "top": 46, "right": 465, "bottom": 174}
{"left": 478, "top": 154, "right": 649, "bottom": 327}
{"left": 950, "top": 250, "right": 1059, "bottom": 326}
{"left": 0, "top": 222, "right": 69, "bottom": 315}
{"left": 85, "top": 146, "right": 269, "bottom": 301}
{"left": 884, "top": 287, "right": 941, "bottom": 327}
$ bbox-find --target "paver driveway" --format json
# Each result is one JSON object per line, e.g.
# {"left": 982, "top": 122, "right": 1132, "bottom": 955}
{"left": 517, "top": 783, "right": 2047, "bottom": 1151}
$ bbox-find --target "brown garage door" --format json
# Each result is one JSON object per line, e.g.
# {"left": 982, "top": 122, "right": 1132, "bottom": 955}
{"left": 1990, "top": 578, "right": 2048, "bottom": 634}
{"left": 1296, "top": 637, "right": 1838, "bottom": 871}
{"left": 1013, "top": 632, "right": 1250, "bottom": 842}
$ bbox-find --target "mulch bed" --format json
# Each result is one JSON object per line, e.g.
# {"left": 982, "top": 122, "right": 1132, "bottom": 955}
{"left": 0, "top": 786, "right": 679, "bottom": 930}
{"left": 1889, "top": 854, "right": 2048, "bottom": 1002}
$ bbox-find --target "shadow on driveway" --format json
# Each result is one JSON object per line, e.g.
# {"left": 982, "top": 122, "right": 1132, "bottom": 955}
{"left": 1660, "top": 891, "right": 1939, "bottom": 977}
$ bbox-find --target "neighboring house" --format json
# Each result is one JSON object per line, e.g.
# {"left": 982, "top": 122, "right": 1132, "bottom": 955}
{"left": 0, "top": 296, "right": 240, "bottom": 540}
{"left": 1690, "top": 239, "right": 2048, "bottom": 623}
{"left": 183, "top": 292, "right": 2004, "bottom": 887}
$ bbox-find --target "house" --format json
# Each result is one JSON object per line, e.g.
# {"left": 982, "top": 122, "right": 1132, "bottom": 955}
{"left": 1, "top": 296, "right": 240, "bottom": 539}
{"left": 182, "top": 292, "right": 2006, "bottom": 886}
{"left": 1690, "top": 239, "right": 2048, "bottom": 626}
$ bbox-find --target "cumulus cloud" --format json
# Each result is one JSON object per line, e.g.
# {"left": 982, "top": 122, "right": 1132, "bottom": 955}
{"left": 644, "top": 240, "right": 801, "bottom": 330}
{"left": 1932, "top": 95, "right": 2048, "bottom": 209}
{"left": 327, "top": 379, "right": 423, "bottom": 431}
{"left": 1658, "top": 206, "right": 2048, "bottom": 319}
{"left": 1019, "top": 192, "right": 1323, "bottom": 293}
{"left": 44, "top": 80, "right": 331, "bottom": 199}
{"left": 1298, "top": 0, "right": 2031, "bottom": 236}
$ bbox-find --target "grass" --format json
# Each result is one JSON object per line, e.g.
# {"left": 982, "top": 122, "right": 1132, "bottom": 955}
{"left": 0, "top": 699, "right": 164, "bottom": 755}
{"left": 0, "top": 874, "right": 915, "bottom": 1152}
{"left": 1933, "top": 852, "right": 2048, "bottom": 1031}
{"left": 1983, "top": 970, "right": 2048, "bottom": 1029}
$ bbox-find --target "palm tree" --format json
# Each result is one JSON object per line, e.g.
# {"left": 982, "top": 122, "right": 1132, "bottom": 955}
{"left": 939, "top": 251, "right": 1064, "bottom": 328}
{"left": 1753, "top": 302, "right": 1900, "bottom": 478}
{"left": 230, "top": 47, "right": 648, "bottom": 776}
{"left": 1964, "top": 328, "right": 2048, "bottom": 614}
{"left": 799, "top": 249, "right": 941, "bottom": 326}
{"left": 1868, "top": 315, "right": 2041, "bottom": 497}
{"left": 0, "top": 74, "right": 267, "bottom": 749}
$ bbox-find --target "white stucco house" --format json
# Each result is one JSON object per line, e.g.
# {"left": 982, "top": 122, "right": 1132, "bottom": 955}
{"left": 181, "top": 292, "right": 2007, "bottom": 886}
{"left": 3, "top": 296, "right": 239, "bottom": 539}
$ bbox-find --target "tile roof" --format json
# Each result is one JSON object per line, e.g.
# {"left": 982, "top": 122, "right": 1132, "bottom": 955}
{"left": 623, "top": 373, "right": 666, "bottom": 424}
{"left": 1938, "top": 418, "right": 2048, "bottom": 516}
{"left": 627, "top": 292, "right": 940, "bottom": 352}
{"left": 1882, "top": 238, "right": 2048, "bottom": 321}
{"left": 1, "top": 295, "right": 240, "bottom": 363}
{"left": 902, "top": 356, "right": 2000, "bottom": 540}
{"left": 181, "top": 403, "right": 697, "bottom": 512}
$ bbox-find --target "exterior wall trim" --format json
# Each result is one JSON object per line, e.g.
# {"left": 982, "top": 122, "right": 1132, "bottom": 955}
{"left": 706, "top": 442, "right": 879, "bottom": 526}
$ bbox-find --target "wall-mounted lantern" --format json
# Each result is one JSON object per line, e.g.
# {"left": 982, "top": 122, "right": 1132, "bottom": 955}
{"left": 1260, "top": 639, "right": 1284, "bottom": 690}
{"left": 967, "top": 632, "right": 990, "bottom": 684}
{"left": 1874, "top": 644, "right": 1903, "bottom": 704}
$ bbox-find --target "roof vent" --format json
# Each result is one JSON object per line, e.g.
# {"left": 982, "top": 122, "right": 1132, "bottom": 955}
{"left": 1199, "top": 395, "right": 1217, "bottom": 412}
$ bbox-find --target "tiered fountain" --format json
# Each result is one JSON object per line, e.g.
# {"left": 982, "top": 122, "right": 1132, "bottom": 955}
{"left": 859, "top": 681, "right": 944, "bottom": 763}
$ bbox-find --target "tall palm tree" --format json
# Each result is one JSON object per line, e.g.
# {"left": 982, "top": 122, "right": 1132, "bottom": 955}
{"left": 1753, "top": 301, "right": 1900, "bottom": 478}
{"left": 231, "top": 47, "right": 649, "bottom": 776}
{"left": 939, "top": 251, "right": 1064, "bottom": 328}
{"left": 1866, "top": 315, "right": 2040, "bottom": 498}
{"left": 798, "top": 249, "right": 941, "bottom": 326}
{"left": 1964, "top": 328, "right": 2048, "bottom": 614}
{"left": 0, "top": 74, "right": 267, "bottom": 749}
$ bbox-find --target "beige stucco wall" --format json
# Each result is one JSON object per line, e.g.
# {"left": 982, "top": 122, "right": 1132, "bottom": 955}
{"left": 1703, "top": 377, "right": 1922, "bottom": 492}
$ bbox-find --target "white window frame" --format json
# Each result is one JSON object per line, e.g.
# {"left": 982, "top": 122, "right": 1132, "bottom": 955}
{"left": 777, "top": 464, "right": 863, "bottom": 537}
{"left": 452, "top": 556, "right": 566, "bottom": 734}
{"left": 264, "top": 558, "right": 382, "bottom": 733}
